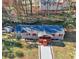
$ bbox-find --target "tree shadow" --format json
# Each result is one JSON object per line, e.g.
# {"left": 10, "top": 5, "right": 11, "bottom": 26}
{"left": 48, "top": 42, "right": 65, "bottom": 47}
{"left": 26, "top": 44, "right": 38, "bottom": 49}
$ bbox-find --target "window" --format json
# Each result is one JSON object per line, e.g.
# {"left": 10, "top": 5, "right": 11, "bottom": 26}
{"left": 32, "top": 33, "right": 37, "bottom": 36}
{"left": 51, "top": 34, "right": 55, "bottom": 36}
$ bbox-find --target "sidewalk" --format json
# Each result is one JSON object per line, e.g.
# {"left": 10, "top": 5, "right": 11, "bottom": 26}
{"left": 39, "top": 45, "right": 53, "bottom": 59}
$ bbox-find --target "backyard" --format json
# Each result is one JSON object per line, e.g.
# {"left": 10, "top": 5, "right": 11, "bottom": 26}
{"left": 2, "top": 31, "right": 76, "bottom": 59}
{"left": 2, "top": 33, "right": 38, "bottom": 59}
{"left": 53, "top": 42, "right": 75, "bottom": 59}
{"left": 53, "top": 31, "right": 76, "bottom": 59}
{"left": 2, "top": 0, "right": 76, "bottom": 59}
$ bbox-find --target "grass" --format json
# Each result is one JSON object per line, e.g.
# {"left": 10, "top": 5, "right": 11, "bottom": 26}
{"left": 2, "top": 33, "right": 38, "bottom": 59}
{"left": 53, "top": 42, "right": 76, "bottom": 59}
{"left": 3, "top": 32, "right": 76, "bottom": 59}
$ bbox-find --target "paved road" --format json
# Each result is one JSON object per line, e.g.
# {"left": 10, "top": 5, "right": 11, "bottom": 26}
{"left": 39, "top": 45, "right": 53, "bottom": 59}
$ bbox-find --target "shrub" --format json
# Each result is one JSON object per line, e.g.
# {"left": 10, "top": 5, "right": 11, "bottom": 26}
{"left": 2, "top": 50, "right": 8, "bottom": 57}
{"left": 16, "top": 51, "right": 24, "bottom": 57}
{"left": 8, "top": 53, "right": 15, "bottom": 59}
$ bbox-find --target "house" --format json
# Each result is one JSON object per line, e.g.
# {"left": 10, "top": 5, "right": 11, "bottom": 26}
{"left": 39, "top": 0, "right": 70, "bottom": 14}
{"left": 3, "top": 0, "right": 75, "bottom": 15}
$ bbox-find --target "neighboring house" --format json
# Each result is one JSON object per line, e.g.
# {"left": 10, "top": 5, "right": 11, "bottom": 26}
{"left": 39, "top": 0, "right": 70, "bottom": 14}
{"left": 3, "top": 0, "right": 75, "bottom": 15}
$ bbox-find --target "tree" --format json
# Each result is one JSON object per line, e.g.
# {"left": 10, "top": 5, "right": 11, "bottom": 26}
{"left": 29, "top": 0, "right": 32, "bottom": 15}
{"left": 63, "top": 0, "right": 76, "bottom": 32}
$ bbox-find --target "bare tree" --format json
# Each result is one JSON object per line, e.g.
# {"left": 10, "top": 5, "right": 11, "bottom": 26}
{"left": 29, "top": 0, "right": 32, "bottom": 15}
{"left": 55, "top": 0, "right": 60, "bottom": 14}
{"left": 13, "top": 0, "right": 29, "bottom": 22}
{"left": 47, "top": 0, "right": 49, "bottom": 16}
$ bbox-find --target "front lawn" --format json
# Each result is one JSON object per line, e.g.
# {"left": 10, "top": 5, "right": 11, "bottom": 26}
{"left": 2, "top": 33, "right": 38, "bottom": 59}
{"left": 53, "top": 42, "right": 75, "bottom": 59}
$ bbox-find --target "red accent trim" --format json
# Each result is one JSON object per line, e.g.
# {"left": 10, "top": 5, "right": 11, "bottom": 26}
{"left": 39, "top": 36, "right": 51, "bottom": 39}
{"left": 32, "top": 33, "right": 37, "bottom": 36}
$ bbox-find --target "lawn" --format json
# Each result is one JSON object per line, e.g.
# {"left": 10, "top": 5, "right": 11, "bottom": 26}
{"left": 2, "top": 32, "right": 76, "bottom": 59}
{"left": 53, "top": 42, "right": 75, "bottom": 59}
{"left": 2, "top": 33, "right": 38, "bottom": 59}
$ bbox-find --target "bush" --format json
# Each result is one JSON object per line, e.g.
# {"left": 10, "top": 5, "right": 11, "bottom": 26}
{"left": 15, "top": 42, "right": 22, "bottom": 48}
{"left": 16, "top": 51, "right": 24, "bottom": 57}
{"left": 63, "top": 14, "right": 76, "bottom": 28}
{"left": 8, "top": 53, "right": 15, "bottom": 59}
{"left": 2, "top": 50, "right": 8, "bottom": 57}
